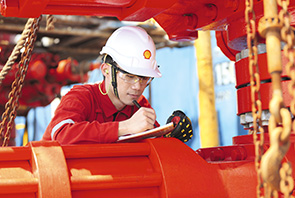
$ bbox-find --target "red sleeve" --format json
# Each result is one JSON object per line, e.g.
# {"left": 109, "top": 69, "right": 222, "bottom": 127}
{"left": 42, "top": 87, "right": 118, "bottom": 145}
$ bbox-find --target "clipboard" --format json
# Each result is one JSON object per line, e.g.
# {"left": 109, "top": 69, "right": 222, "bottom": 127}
{"left": 117, "top": 122, "right": 175, "bottom": 143}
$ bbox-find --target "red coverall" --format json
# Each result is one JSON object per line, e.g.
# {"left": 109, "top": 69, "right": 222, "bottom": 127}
{"left": 42, "top": 81, "right": 159, "bottom": 144}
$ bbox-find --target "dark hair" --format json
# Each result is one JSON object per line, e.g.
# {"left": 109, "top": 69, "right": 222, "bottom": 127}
{"left": 102, "top": 54, "right": 117, "bottom": 65}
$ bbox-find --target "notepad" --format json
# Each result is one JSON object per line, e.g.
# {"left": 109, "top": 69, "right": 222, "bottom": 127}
{"left": 117, "top": 122, "right": 175, "bottom": 143}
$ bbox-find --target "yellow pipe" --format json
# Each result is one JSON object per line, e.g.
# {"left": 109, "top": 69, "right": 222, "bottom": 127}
{"left": 16, "top": 122, "right": 28, "bottom": 146}
{"left": 195, "top": 31, "right": 219, "bottom": 148}
{"left": 23, "top": 127, "right": 28, "bottom": 146}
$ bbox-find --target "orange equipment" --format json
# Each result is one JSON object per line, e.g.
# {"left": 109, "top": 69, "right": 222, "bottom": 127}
{"left": 0, "top": 138, "right": 259, "bottom": 198}
{"left": 0, "top": 45, "right": 96, "bottom": 115}
{"left": 1, "top": 0, "right": 295, "bottom": 197}
{"left": 0, "top": 43, "right": 98, "bottom": 146}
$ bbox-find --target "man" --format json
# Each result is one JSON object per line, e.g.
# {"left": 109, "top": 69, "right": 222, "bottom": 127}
{"left": 42, "top": 26, "right": 192, "bottom": 144}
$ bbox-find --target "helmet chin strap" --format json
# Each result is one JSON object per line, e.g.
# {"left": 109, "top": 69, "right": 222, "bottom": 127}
{"left": 103, "top": 54, "right": 120, "bottom": 100}
{"left": 111, "top": 65, "right": 120, "bottom": 99}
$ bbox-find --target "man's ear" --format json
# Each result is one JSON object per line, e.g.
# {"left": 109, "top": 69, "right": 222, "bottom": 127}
{"left": 101, "top": 63, "right": 110, "bottom": 77}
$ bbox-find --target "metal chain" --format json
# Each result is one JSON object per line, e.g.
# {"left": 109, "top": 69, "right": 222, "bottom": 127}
{"left": 277, "top": 0, "right": 295, "bottom": 196}
{"left": 0, "top": 16, "right": 42, "bottom": 146}
{"left": 262, "top": 106, "right": 292, "bottom": 196}
{"left": 0, "top": 19, "right": 34, "bottom": 86}
{"left": 245, "top": 0, "right": 265, "bottom": 197}
{"left": 46, "top": 15, "right": 55, "bottom": 30}
{"left": 256, "top": 0, "right": 294, "bottom": 196}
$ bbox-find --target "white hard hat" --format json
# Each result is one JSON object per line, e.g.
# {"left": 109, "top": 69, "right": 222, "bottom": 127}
{"left": 100, "top": 26, "right": 161, "bottom": 78}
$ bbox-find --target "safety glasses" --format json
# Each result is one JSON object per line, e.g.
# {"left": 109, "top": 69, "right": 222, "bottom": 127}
{"left": 107, "top": 63, "right": 153, "bottom": 85}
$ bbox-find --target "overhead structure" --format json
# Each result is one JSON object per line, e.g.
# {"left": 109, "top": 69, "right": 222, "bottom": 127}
{"left": 0, "top": 15, "right": 193, "bottom": 62}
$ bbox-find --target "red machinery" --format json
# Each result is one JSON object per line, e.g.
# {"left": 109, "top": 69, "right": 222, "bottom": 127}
{"left": 0, "top": 138, "right": 258, "bottom": 197}
{"left": 0, "top": 44, "right": 96, "bottom": 113}
{"left": 1, "top": 0, "right": 295, "bottom": 197}
{"left": 0, "top": 40, "right": 99, "bottom": 145}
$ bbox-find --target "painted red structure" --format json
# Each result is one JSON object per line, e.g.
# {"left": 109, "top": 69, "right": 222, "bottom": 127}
{"left": 0, "top": 46, "right": 94, "bottom": 114}
{"left": 0, "top": 138, "right": 258, "bottom": 197}
{"left": 1, "top": 0, "right": 295, "bottom": 197}
{"left": 0, "top": 43, "right": 97, "bottom": 146}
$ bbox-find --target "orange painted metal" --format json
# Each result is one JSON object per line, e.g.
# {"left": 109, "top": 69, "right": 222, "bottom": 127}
{"left": 54, "top": 59, "right": 88, "bottom": 82}
{"left": 235, "top": 53, "right": 289, "bottom": 88}
{"left": 197, "top": 133, "right": 295, "bottom": 198}
{"left": 215, "top": 31, "right": 239, "bottom": 62}
{"left": 235, "top": 52, "right": 292, "bottom": 115}
{"left": 1, "top": 0, "right": 295, "bottom": 197}
{"left": 30, "top": 141, "right": 72, "bottom": 198}
{"left": 2, "top": 136, "right": 293, "bottom": 197}
{"left": 236, "top": 81, "right": 292, "bottom": 115}
{"left": 0, "top": 0, "right": 177, "bottom": 22}
{"left": 0, "top": 49, "right": 90, "bottom": 114}
{"left": 1, "top": 1, "right": 295, "bottom": 45}
{"left": 0, "top": 138, "right": 262, "bottom": 197}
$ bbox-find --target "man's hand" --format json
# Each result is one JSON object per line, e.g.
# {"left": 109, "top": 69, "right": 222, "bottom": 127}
{"left": 164, "top": 110, "right": 193, "bottom": 142}
{"left": 118, "top": 107, "right": 156, "bottom": 136}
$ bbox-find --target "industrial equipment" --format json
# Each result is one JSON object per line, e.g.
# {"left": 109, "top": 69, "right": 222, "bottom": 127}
{"left": 0, "top": 0, "right": 295, "bottom": 197}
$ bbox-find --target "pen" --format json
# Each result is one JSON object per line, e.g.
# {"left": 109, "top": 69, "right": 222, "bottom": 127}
{"left": 132, "top": 100, "right": 141, "bottom": 109}
{"left": 132, "top": 100, "right": 157, "bottom": 128}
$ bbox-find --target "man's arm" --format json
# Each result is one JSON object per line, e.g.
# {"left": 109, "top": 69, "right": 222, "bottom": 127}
{"left": 42, "top": 87, "right": 118, "bottom": 144}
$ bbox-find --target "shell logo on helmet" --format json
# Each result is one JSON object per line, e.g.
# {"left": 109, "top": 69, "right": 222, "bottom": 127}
{"left": 143, "top": 50, "right": 151, "bottom": 59}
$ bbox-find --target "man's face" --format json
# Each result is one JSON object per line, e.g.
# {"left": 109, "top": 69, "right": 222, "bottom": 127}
{"left": 116, "top": 69, "right": 151, "bottom": 106}
{"left": 103, "top": 62, "right": 153, "bottom": 109}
